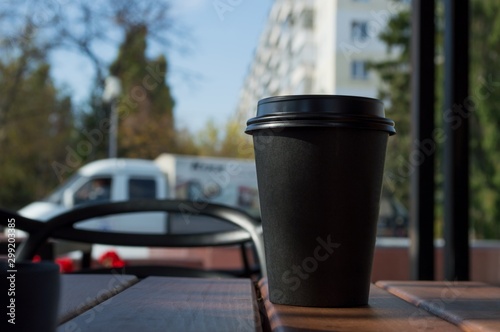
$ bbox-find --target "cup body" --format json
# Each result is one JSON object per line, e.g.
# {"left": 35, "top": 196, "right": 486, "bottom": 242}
{"left": 246, "top": 95, "right": 395, "bottom": 307}
{"left": 1, "top": 261, "right": 60, "bottom": 332}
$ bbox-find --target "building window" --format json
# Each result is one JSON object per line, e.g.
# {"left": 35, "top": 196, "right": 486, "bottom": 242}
{"left": 351, "top": 61, "right": 368, "bottom": 80}
{"left": 285, "top": 13, "right": 295, "bottom": 28}
{"left": 351, "top": 21, "right": 369, "bottom": 41}
{"left": 302, "top": 9, "right": 314, "bottom": 29}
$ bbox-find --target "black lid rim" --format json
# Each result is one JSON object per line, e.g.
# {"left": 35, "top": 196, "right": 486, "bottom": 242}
{"left": 245, "top": 122, "right": 396, "bottom": 135}
{"left": 246, "top": 112, "right": 396, "bottom": 135}
{"left": 247, "top": 112, "right": 394, "bottom": 122}
{"left": 257, "top": 94, "right": 383, "bottom": 106}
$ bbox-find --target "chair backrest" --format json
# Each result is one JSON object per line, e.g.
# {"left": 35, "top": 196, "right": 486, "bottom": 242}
{"left": 0, "top": 209, "right": 44, "bottom": 234}
{"left": 14, "top": 199, "right": 267, "bottom": 276}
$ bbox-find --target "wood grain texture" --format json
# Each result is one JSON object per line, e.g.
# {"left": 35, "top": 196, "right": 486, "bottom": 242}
{"left": 58, "top": 274, "right": 138, "bottom": 325}
{"left": 376, "top": 280, "right": 500, "bottom": 332}
{"left": 58, "top": 276, "right": 262, "bottom": 332}
{"left": 259, "top": 278, "right": 461, "bottom": 331}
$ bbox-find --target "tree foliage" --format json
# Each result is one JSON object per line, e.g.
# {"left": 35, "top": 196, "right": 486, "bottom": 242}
{"left": 373, "top": 0, "right": 500, "bottom": 238}
{"left": 469, "top": 0, "right": 500, "bottom": 238}
{"left": 0, "top": 44, "right": 74, "bottom": 208}
{"left": 176, "top": 120, "right": 254, "bottom": 159}
{"left": 369, "top": 6, "right": 412, "bottom": 209}
{"left": 0, "top": 0, "right": 180, "bottom": 86}
{"left": 0, "top": 0, "right": 181, "bottom": 208}
{"left": 87, "top": 25, "right": 177, "bottom": 159}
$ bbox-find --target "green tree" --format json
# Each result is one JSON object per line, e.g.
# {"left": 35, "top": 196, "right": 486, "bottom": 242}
{"left": 369, "top": 3, "right": 412, "bottom": 210}
{"left": 179, "top": 119, "right": 254, "bottom": 159}
{"left": 373, "top": 0, "right": 500, "bottom": 238}
{"left": 469, "top": 0, "right": 500, "bottom": 238}
{"left": 0, "top": 0, "right": 184, "bottom": 207}
{"left": 1, "top": 0, "right": 182, "bottom": 88}
{"left": 218, "top": 121, "right": 255, "bottom": 159}
{"left": 193, "top": 120, "right": 221, "bottom": 157}
{"left": 171, "top": 128, "right": 201, "bottom": 156}
{"left": 108, "top": 25, "right": 176, "bottom": 159}
{"left": 0, "top": 48, "right": 74, "bottom": 208}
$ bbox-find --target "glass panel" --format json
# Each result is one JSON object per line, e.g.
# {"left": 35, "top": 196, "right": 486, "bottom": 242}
{"left": 302, "top": 9, "right": 314, "bottom": 29}
{"left": 43, "top": 173, "right": 83, "bottom": 204}
{"left": 73, "top": 178, "right": 112, "bottom": 206}
{"left": 129, "top": 178, "right": 157, "bottom": 199}
{"left": 351, "top": 21, "right": 368, "bottom": 42}
{"left": 76, "top": 211, "right": 167, "bottom": 234}
{"left": 351, "top": 60, "right": 368, "bottom": 79}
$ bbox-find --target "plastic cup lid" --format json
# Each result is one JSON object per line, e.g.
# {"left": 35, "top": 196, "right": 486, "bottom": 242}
{"left": 245, "top": 95, "right": 396, "bottom": 135}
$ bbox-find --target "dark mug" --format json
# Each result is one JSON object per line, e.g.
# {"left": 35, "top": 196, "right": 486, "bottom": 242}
{"left": 1, "top": 261, "right": 60, "bottom": 332}
{"left": 246, "top": 95, "right": 395, "bottom": 307}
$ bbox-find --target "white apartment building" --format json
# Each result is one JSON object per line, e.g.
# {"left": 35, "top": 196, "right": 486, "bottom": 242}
{"left": 236, "top": 0, "right": 406, "bottom": 123}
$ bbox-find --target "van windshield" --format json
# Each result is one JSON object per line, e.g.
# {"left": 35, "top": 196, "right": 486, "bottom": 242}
{"left": 43, "top": 173, "right": 84, "bottom": 204}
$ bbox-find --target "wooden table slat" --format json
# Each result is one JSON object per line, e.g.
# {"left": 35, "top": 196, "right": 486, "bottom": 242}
{"left": 58, "top": 276, "right": 262, "bottom": 332}
{"left": 376, "top": 280, "right": 500, "bottom": 332}
{"left": 58, "top": 274, "right": 138, "bottom": 325}
{"left": 259, "top": 278, "right": 461, "bottom": 332}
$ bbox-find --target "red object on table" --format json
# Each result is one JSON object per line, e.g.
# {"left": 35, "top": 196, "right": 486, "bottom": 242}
{"left": 32, "top": 255, "right": 75, "bottom": 273}
{"left": 98, "top": 250, "right": 126, "bottom": 268}
{"left": 56, "top": 258, "right": 75, "bottom": 273}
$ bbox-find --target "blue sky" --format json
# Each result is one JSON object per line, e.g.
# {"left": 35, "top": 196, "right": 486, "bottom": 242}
{"left": 169, "top": 0, "right": 273, "bottom": 132}
{"left": 50, "top": 0, "right": 273, "bottom": 133}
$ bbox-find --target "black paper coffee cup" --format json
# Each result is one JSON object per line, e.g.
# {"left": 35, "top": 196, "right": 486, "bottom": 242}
{"left": 246, "top": 95, "right": 395, "bottom": 307}
{"left": 1, "top": 261, "right": 60, "bottom": 332}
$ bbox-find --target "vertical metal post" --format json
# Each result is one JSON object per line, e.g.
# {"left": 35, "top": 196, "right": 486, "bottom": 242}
{"left": 109, "top": 100, "right": 118, "bottom": 159}
{"left": 103, "top": 76, "right": 121, "bottom": 159}
{"left": 410, "top": 0, "right": 436, "bottom": 280}
{"left": 443, "top": 0, "right": 470, "bottom": 281}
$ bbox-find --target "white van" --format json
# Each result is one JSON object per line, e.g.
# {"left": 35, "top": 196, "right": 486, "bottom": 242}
{"left": 19, "top": 155, "right": 261, "bottom": 234}
{"left": 20, "top": 158, "right": 169, "bottom": 234}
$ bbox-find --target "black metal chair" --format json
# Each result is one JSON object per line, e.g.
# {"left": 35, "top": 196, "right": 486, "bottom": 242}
{"left": 0, "top": 210, "right": 59, "bottom": 260}
{"left": 7, "top": 200, "right": 266, "bottom": 278}
{"left": 0, "top": 209, "right": 44, "bottom": 234}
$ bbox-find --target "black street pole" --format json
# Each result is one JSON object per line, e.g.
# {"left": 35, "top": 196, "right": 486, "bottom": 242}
{"left": 443, "top": 0, "right": 470, "bottom": 281}
{"left": 410, "top": 0, "right": 436, "bottom": 280}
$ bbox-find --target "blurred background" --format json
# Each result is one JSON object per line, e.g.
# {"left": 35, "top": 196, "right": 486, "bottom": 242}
{"left": 0, "top": 0, "right": 499, "bottom": 241}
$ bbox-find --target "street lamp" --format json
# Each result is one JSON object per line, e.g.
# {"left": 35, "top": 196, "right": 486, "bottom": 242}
{"left": 103, "top": 76, "right": 122, "bottom": 159}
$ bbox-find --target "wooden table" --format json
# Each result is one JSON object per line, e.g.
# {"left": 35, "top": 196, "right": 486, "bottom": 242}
{"left": 376, "top": 280, "right": 500, "bottom": 332}
{"left": 57, "top": 275, "right": 261, "bottom": 332}
{"left": 57, "top": 274, "right": 138, "bottom": 325}
{"left": 56, "top": 276, "right": 500, "bottom": 331}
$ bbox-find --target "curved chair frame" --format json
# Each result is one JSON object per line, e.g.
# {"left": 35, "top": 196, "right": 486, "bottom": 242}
{"left": 13, "top": 200, "right": 267, "bottom": 276}
{"left": 0, "top": 210, "right": 44, "bottom": 234}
